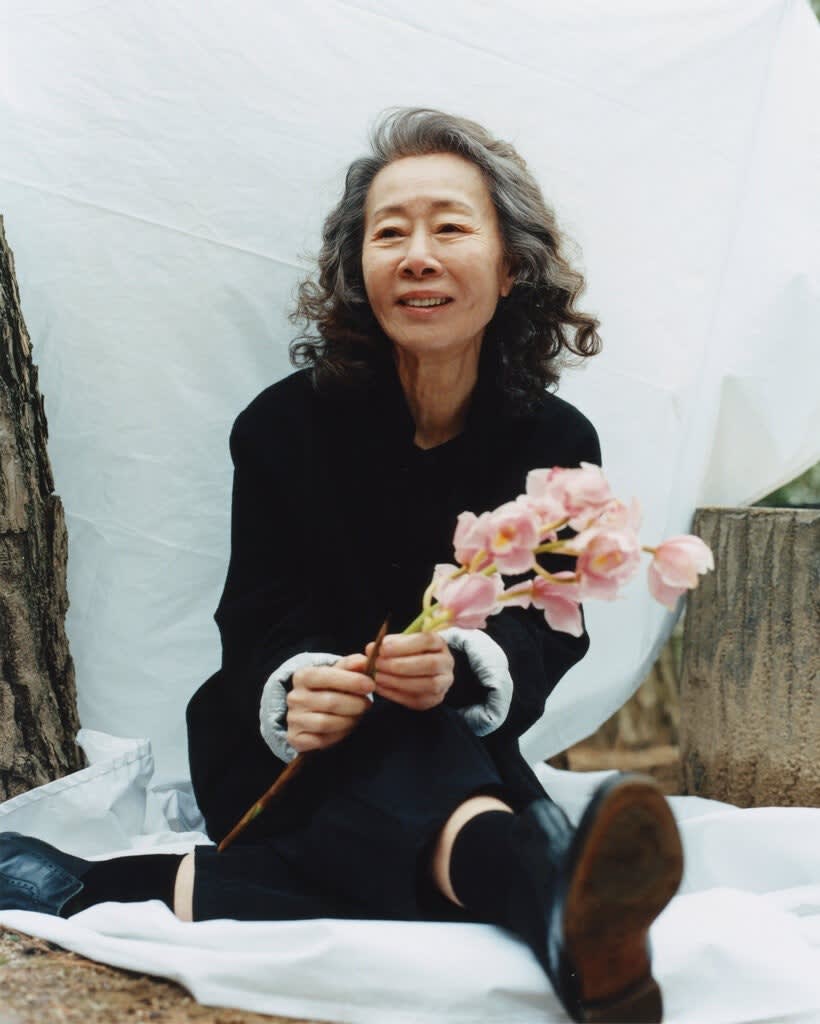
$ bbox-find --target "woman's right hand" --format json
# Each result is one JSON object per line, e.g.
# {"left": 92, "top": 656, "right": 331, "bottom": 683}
{"left": 286, "top": 653, "right": 375, "bottom": 753}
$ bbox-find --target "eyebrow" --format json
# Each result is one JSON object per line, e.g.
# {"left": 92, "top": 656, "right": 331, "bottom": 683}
{"left": 369, "top": 198, "right": 476, "bottom": 222}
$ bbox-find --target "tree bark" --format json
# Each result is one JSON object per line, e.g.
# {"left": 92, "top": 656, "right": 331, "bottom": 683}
{"left": 0, "top": 216, "right": 83, "bottom": 800}
{"left": 680, "top": 506, "right": 820, "bottom": 807}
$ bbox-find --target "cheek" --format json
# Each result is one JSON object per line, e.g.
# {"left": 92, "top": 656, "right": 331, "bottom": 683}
{"left": 362, "top": 260, "right": 389, "bottom": 309}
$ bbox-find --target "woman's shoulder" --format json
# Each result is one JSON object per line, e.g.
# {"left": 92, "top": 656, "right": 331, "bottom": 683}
{"left": 530, "top": 389, "right": 595, "bottom": 428}
{"left": 524, "top": 389, "right": 602, "bottom": 467}
{"left": 227, "top": 369, "right": 318, "bottom": 466}
{"left": 230, "top": 368, "right": 318, "bottom": 441}
{"left": 236, "top": 368, "right": 315, "bottom": 427}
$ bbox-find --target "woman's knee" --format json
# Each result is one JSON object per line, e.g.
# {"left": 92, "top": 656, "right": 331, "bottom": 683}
{"left": 430, "top": 794, "right": 513, "bottom": 906}
{"left": 173, "top": 852, "right": 196, "bottom": 921}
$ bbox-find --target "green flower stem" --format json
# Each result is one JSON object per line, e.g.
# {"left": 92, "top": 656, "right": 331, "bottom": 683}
{"left": 531, "top": 563, "right": 580, "bottom": 583}
{"left": 425, "top": 611, "right": 453, "bottom": 632}
{"left": 403, "top": 606, "right": 453, "bottom": 635}
{"left": 534, "top": 540, "right": 571, "bottom": 554}
{"left": 402, "top": 609, "right": 429, "bottom": 634}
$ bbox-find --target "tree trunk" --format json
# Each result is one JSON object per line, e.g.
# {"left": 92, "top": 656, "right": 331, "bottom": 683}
{"left": 679, "top": 506, "right": 820, "bottom": 807}
{"left": 0, "top": 216, "right": 83, "bottom": 800}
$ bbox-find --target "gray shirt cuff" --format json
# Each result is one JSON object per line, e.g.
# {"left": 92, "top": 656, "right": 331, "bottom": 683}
{"left": 440, "top": 627, "right": 513, "bottom": 736}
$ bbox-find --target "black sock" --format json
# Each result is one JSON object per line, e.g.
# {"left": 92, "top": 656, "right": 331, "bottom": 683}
{"left": 447, "top": 810, "right": 519, "bottom": 926}
{"left": 62, "top": 853, "right": 185, "bottom": 917}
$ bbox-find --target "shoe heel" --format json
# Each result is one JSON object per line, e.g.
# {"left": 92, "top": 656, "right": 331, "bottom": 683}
{"left": 581, "top": 974, "right": 662, "bottom": 1023}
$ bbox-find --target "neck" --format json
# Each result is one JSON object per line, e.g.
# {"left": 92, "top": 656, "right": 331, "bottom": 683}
{"left": 394, "top": 342, "right": 481, "bottom": 449}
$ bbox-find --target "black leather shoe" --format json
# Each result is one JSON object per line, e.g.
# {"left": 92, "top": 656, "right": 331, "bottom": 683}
{"left": 512, "top": 774, "right": 684, "bottom": 1023}
{"left": 0, "top": 832, "right": 89, "bottom": 916}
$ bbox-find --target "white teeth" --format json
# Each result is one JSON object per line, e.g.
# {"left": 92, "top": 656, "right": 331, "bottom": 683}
{"left": 402, "top": 297, "right": 450, "bottom": 307}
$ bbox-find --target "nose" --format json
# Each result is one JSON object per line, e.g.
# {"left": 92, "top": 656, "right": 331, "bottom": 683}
{"left": 399, "top": 227, "right": 442, "bottom": 278}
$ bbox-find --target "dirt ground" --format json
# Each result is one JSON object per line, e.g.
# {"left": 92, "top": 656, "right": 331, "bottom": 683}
{"left": 0, "top": 928, "right": 318, "bottom": 1024}
{"left": 0, "top": 745, "right": 679, "bottom": 1024}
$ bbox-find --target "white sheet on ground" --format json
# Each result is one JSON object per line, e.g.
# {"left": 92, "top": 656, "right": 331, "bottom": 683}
{"left": 1, "top": 733, "right": 819, "bottom": 1024}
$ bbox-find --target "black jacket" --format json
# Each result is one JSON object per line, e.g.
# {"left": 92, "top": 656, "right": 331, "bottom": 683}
{"left": 187, "top": 343, "right": 601, "bottom": 843}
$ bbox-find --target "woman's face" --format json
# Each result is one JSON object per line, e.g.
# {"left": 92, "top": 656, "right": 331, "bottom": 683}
{"left": 361, "top": 153, "right": 515, "bottom": 362}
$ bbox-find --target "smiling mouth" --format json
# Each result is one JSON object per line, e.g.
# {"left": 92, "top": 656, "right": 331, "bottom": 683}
{"left": 398, "top": 297, "right": 453, "bottom": 308}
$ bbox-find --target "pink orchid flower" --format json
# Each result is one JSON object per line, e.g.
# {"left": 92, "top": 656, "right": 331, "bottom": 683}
{"left": 453, "top": 511, "right": 493, "bottom": 570}
{"left": 531, "top": 573, "right": 584, "bottom": 637}
{"left": 593, "top": 497, "right": 642, "bottom": 532}
{"left": 648, "top": 535, "right": 714, "bottom": 609}
{"left": 522, "top": 470, "right": 568, "bottom": 537}
{"left": 499, "top": 583, "right": 533, "bottom": 609}
{"left": 534, "top": 463, "right": 613, "bottom": 531}
{"left": 570, "top": 527, "right": 642, "bottom": 600}
{"left": 483, "top": 501, "right": 540, "bottom": 574}
{"left": 432, "top": 565, "right": 504, "bottom": 629}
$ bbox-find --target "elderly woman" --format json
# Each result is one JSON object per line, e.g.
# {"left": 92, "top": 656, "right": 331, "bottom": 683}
{"left": 0, "top": 109, "right": 682, "bottom": 1023}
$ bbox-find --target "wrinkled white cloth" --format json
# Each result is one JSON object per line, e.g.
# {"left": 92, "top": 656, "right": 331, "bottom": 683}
{"left": 0, "top": 732, "right": 818, "bottom": 1024}
{"left": 0, "top": 0, "right": 818, "bottom": 783}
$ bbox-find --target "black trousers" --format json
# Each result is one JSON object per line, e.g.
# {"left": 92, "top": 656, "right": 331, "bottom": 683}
{"left": 193, "top": 700, "right": 506, "bottom": 923}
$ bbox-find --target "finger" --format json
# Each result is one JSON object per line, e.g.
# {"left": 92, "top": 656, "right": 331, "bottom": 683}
{"left": 368, "top": 632, "right": 445, "bottom": 658}
{"left": 335, "top": 653, "right": 370, "bottom": 672}
{"left": 294, "top": 665, "right": 374, "bottom": 695}
{"left": 287, "top": 710, "right": 361, "bottom": 736}
{"left": 287, "top": 689, "right": 372, "bottom": 717}
{"left": 374, "top": 652, "right": 452, "bottom": 678}
{"left": 372, "top": 671, "right": 452, "bottom": 697}
{"left": 289, "top": 724, "right": 355, "bottom": 753}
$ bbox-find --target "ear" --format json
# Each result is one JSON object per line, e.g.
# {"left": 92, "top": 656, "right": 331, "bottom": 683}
{"left": 499, "top": 256, "right": 517, "bottom": 298}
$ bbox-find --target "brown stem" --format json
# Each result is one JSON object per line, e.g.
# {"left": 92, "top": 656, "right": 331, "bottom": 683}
{"left": 217, "top": 617, "right": 390, "bottom": 852}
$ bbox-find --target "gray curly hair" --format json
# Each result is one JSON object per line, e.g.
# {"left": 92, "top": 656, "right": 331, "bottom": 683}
{"left": 289, "top": 107, "right": 601, "bottom": 408}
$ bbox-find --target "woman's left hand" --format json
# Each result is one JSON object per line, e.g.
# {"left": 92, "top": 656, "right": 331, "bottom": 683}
{"left": 365, "top": 632, "right": 454, "bottom": 711}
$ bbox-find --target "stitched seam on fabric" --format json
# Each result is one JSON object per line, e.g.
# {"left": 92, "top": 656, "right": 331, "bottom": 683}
{"left": 0, "top": 744, "right": 151, "bottom": 816}
{"left": 0, "top": 872, "right": 45, "bottom": 907}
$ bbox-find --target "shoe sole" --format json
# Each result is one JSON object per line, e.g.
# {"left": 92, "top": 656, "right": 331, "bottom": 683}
{"left": 562, "top": 775, "right": 683, "bottom": 1023}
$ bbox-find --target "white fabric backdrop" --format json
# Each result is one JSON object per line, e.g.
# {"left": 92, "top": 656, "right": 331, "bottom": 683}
{"left": 1, "top": 0, "right": 819, "bottom": 781}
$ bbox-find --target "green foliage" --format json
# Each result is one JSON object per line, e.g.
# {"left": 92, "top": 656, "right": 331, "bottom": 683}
{"left": 756, "top": 462, "right": 820, "bottom": 508}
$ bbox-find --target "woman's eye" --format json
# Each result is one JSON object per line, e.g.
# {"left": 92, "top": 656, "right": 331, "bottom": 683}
{"left": 377, "top": 227, "right": 401, "bottom": 239}
{"left": 438, "top": 223, "right": 463, "bottom": 233}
